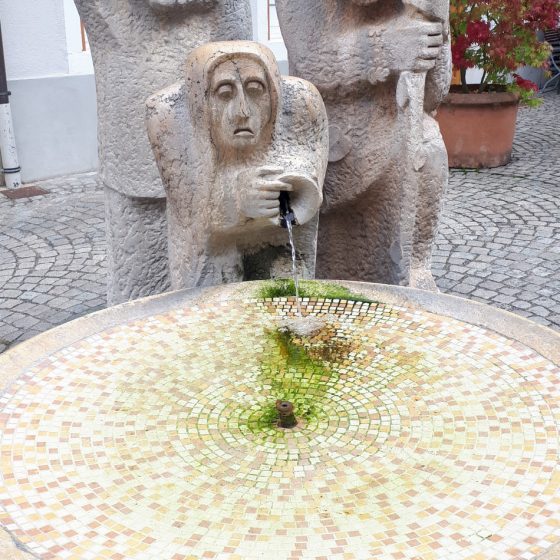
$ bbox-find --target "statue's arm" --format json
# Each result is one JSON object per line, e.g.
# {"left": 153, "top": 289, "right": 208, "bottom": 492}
{"left": 72, "top": 0, "right": 99, "bottom": 22}
{"left": 211, "top": 167, "right": 297, "bottom": 234}
{"left": 72, "top": 0, "right": 114, "bottom": 34}
{"left": 271, "top": 78, "right": 328, "bottom": 225}
{"left": 278, "top": 78, "right": 328, "bottom": 182}
{"left": 400, "top": 1, "right": 451, "bottom": 111}
{"left": 146, "top": 83, "right": 187, "bottom": 194}
{"left": 72, "top": 0, "right": 125, "bottom": 51}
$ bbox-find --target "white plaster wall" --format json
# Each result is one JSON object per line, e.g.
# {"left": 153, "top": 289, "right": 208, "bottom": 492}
{"left": 250, "top": 0, "right": 260, "bottom": 44}
{"left": 0, "top": 0, "right": 69, "bottom": 80}
{"left": 251, "top": 0, "right": 288, "bottom": 73}
{"left": 8, "top": 75, "right": 98, "bottom": 182}
{"left": 0, "top": 0, "right": 97, "bottom": 181}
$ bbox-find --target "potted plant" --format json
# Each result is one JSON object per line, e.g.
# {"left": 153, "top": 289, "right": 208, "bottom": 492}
{"left": 437, "top": 0, "right": 560, "bottom": 168}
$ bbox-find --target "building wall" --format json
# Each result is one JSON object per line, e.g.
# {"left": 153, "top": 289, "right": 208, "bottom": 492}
{"left": 62, "top": 0, "right": 94, "bottom": 75}
{"left": 251, "top": 0, "right": 288, "bottom": 74}
{"left": 1, "top": 0, "right": 288, "bottom": 183}
{"left": 9, "top": 75, "right": 98, "bottom": 182}
{"left": 1, "top": 0, "right": 69, "bottom": 80}
{"left": 1, "top": 0, "right": 97, "bottom": 182}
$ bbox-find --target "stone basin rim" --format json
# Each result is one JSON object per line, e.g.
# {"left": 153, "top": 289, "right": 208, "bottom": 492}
{"left": 1, "top": 280, "right": 558, "bottom": 391}
{"left": 1, "top": 280, "right": 560, "bottom": 560}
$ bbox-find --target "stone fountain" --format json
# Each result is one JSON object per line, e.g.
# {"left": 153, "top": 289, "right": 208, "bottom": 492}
{"left": 146, "top": 41, "right": 327, "bottom": 291}
{"left": 2, "top": 4, "right": 560, "bottom": 559}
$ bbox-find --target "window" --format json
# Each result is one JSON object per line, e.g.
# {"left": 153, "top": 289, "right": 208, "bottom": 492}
{"left": 268, "top": 1, "right": 282, "bottom": 42}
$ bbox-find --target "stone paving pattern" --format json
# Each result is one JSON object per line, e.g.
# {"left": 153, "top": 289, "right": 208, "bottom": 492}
{"left": 0, "top": 94, "right": 559, "bottom": 354}
{"left": 0, "top": 173, "right": 105, "bottom": 354}
{"left": 433, "top": 93, "right": 560, "bottom": 331}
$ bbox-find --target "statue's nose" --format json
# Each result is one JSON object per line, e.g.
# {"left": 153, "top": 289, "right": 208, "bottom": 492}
{"left": 234, "top": 91, "right": 250, "bottom": 119}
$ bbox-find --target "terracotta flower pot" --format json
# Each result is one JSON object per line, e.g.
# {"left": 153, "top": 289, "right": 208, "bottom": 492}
{"left": 436, "top": 89, "right": 520, "bottom": 168}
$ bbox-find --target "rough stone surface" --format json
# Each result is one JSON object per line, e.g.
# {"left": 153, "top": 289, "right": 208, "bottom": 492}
{"left": 147, "top": 41, "right": 328, "bottom": 290}
{"left": 0, "top": 94, "right": 559, "bottom": 557}
{"left": 105, "top": 187, "right": 170, "bottom": 302}
{"left": 74, "top": 0, "right": 252, "bottom": 304}
{"left": 277, "top": 0, "right": 451, "bottom": 289}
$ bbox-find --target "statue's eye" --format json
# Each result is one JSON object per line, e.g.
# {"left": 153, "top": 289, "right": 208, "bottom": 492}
{"left": 216, "top": 83, "right": 234, "bottom": 100}
{"left": 246, "top": 80, "right": 266, "bottom": 96}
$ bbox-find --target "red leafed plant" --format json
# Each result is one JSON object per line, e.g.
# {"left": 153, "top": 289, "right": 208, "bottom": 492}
{"left": 451, "top": 0, "right": 560, "bottom": 104}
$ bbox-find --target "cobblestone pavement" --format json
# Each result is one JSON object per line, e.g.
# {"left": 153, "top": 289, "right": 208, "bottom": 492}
{"left": 433, "top": 93, "right": 560, "bottom": 330}
{"left": 0, "top": 94, "right": 559, "bottom": 354}
{"left": 0, "top": 173, "right": 106, "bottom": 354}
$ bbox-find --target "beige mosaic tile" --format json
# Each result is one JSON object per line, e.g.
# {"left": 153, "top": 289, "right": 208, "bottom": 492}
{"left": 0, "top": 297, "right": 559, "bottom": 559}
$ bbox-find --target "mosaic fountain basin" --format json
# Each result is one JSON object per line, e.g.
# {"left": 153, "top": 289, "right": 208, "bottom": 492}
{"left": 0, "top": 280, "right": 559, "bottom": 560}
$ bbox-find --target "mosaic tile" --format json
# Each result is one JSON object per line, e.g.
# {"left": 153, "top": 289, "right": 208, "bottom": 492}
{"left": 0, "top": 298, "right": 559, "bottom": 559}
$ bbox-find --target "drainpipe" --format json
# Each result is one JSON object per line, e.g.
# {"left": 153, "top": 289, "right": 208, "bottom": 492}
{"left": 0, "top": 21, "right": 21, "bottom": 189}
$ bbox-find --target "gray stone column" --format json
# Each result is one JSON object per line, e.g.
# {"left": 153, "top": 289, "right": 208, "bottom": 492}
{"left": 74, "top": 0, "right": 252, "bottom": 303}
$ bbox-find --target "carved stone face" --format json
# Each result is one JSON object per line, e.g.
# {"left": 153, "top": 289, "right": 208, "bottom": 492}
{"left": 209, "top": 58, "right": 273, "bottom": 154}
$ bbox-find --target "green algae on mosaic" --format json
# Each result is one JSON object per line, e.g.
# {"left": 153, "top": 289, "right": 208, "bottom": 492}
{"left": 256, "top": 278, "right": 377, "bottom": 303}
{"left": 240, "top": 311, "right": 424, "bottom": 437}
{"left": 242, "top": 326, "right": 355, "bottom": 435}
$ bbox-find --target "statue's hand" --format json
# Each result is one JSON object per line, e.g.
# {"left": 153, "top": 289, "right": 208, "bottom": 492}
{"left": 237, "top": 167, "right": 291, "bottom": 222}
{"left": 275, "top": 172, "right": 323, "bottom": 226}
{"left": 380, "top": 20, "right": 443, "bottom": 73}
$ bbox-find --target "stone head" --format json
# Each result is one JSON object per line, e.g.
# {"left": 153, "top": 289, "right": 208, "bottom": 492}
{"left": 185, "top": 42, "right": 281, "bottom": 159}
{"left": 209, "top": 57, "right": 273, "bottom": 154}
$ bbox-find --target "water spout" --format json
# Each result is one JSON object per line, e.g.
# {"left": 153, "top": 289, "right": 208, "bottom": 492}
{"left": 279, "top": 191, "right": 295, "bottom": 230}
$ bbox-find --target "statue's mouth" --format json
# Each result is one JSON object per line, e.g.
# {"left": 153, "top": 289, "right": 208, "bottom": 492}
{"left": 234, "top": 128, "right": 254, "bottom": 138}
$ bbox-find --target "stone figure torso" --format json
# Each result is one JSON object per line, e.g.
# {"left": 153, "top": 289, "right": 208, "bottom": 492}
{"left": 147, "top": 42, "right": 329, "bottom": 289}
{"left": 74, "top": 0, "right": 252, "bottom": 304}
{"left": 277, "top": 0, "right": 451, "bottom": 286}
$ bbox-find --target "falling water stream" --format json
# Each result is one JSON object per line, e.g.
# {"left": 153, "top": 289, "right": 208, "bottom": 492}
{"left": 285, "top": 218, "right": 302, "bottom": 317}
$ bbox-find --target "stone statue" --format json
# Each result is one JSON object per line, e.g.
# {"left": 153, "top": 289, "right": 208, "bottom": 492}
{"left": 276, "top": 0, "right": 451, "bottom": 289}
{"left": 74, "top": 0, "right": 252, "bottom": 304}
{"left": 146, "top": 41, "right": 328, "bottom": 290}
